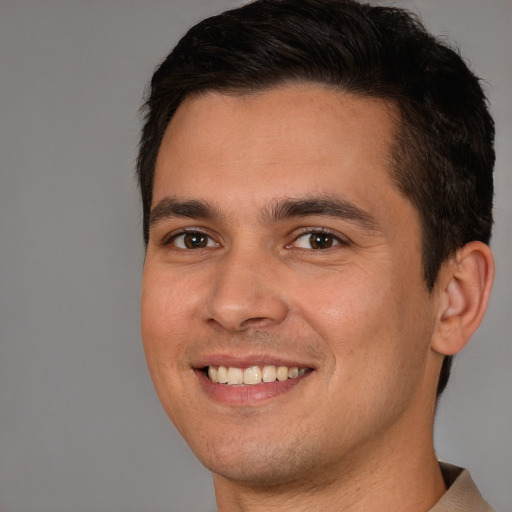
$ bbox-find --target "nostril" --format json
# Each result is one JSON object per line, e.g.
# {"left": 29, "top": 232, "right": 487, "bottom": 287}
{"left": 206, "top": 315, "right": 274, "bottom": 332}
{"left": 240, "top": 317, "right": 274, "bottom": 329}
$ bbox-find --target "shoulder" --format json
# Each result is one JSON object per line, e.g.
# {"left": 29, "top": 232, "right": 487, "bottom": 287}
{"left": 428, "top": 462, "right": 496, "bottom": 512}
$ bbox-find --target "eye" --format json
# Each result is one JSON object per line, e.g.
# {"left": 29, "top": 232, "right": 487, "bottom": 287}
{"left": 292, "top": 231, "right": 343, "bottom": 250}
{"left": 168, "top": 231, "right": 217, "bottom": 249}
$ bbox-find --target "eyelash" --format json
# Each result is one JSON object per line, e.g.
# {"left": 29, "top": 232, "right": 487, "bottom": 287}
{"left": 162, "top": 227, "right": 347, "bottom": 251}
{"left": 289, "top": 228, "right": 348, "bottom": 251}
{"left": 162, "top": 229, "right": 219, "bottom": 250}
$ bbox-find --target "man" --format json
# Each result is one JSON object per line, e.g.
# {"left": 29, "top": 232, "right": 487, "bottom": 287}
{"left": 137, "top": 1, "right": 496, "bottom": 510}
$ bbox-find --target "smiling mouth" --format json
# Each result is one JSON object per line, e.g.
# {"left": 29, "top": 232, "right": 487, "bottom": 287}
{"left": 205, "top": 365, "right": 309, "bottom": 385}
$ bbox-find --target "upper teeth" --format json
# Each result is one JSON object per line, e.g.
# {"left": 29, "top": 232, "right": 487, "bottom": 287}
{"left": 207, "top": 365, "right": 306, "bottom": 385}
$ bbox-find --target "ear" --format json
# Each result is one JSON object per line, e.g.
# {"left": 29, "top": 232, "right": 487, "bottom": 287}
{"left": 431, "top": 241, "right": 495, "bottom": 356}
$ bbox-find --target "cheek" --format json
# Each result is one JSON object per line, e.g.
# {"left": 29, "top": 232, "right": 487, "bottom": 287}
{"left": 296, "top": 264, "right": 397, "bottom": 343}
{"left": 295, "top": 260, "right": 431, "bottom": 377}
{"left": 140, "top": 267, "right": 200, "bottom": 400}
{"left": 141, "top": 266, "right": 199, "bottom": 341}
{"left": 140, "top": 268, "right": 201, "bottom": 429}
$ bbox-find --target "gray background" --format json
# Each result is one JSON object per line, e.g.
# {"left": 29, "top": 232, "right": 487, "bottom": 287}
{"left": 0, "top": 0, "right": 510, "bottom": 511}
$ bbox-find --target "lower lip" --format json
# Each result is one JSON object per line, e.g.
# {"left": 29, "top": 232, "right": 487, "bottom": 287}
{"left": 195, "top": 369, "right": 311, "bottom": 405}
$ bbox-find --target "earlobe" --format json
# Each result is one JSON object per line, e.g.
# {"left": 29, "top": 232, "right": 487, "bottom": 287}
{"left": 431, "top": 241, "right": 495, "bottom": 356}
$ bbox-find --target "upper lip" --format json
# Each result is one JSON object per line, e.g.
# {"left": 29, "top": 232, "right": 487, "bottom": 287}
{"left": 192, "top": 353, "right": 315, "bottom": 369}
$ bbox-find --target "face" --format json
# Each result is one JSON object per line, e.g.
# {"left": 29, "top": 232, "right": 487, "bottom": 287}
{"left": 141, "top": 85, "right": 442, "bottom": 487}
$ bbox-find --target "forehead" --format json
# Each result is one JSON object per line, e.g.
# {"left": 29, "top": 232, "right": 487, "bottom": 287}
{"left": 153, "top": 85, "right": 403, "bottom": 221}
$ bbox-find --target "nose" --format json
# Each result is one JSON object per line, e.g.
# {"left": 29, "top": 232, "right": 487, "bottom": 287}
{"left": 203, "top": 248, "right": 289, "bottom": 332}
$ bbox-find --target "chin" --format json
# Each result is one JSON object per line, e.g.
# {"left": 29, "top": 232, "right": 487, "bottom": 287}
{"left": 188, "top": 429, "right": 324, "bottom": 487}
{"left": 206, "top": 455, "right": 307, "bottom": 487}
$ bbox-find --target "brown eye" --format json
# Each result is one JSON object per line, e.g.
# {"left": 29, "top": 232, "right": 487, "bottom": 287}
{"left": 293, "top": 231, "right": 341, "bottom": 250}
{"left": 184, "top": 233, "right": 207, "bottom": 248}
{"left": 309, "top": 233, "right": 335, "bottom": 249}
{"left": 171, "top": 231, "right": 215, "bottom": 249}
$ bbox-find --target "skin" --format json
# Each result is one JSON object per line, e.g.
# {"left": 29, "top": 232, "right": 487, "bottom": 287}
{"left": 141, "top": 85, "right": 492, "bottom": 512}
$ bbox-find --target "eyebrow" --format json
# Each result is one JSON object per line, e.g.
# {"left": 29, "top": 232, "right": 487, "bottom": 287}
{"left": 149, "top": 195, "right": 380, "bottom": 232}
{"left": 150, "top": 197, "right": 222, "bottom": 227}
{"left": 265, "top": 196, "right": 381, "bottom": 232}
